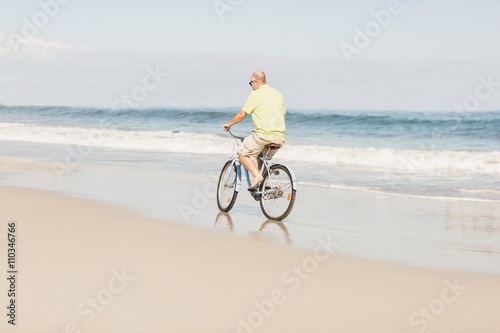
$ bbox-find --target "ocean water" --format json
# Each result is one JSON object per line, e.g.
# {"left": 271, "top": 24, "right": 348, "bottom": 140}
{"left": 1, "top": 105, "right": 499, "bottom": 201}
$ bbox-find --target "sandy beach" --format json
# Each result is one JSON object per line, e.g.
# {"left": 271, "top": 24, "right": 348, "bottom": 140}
{"left": 1, "top": 182, "right": 500, "bottom": 333}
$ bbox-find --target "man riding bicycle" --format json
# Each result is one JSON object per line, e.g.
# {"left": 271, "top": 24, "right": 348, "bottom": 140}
{"left": 223, "top": 70, "right": 286, "bottom": 191}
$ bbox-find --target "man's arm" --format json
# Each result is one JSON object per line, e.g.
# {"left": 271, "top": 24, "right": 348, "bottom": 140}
{"left": 222, "top": 110, "right": 247, "bottom": 131}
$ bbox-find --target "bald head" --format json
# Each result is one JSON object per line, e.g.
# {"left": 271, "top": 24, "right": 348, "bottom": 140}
{"left": 249, "top": 70, "right": 267, "bottom": 90}
{"left": 251, "top": 70, "right": 266, "bottom": 84}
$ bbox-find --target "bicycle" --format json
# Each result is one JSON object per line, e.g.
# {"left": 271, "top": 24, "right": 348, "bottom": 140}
{"left": 216, "top": 130, "right": 297, "bottom": 221}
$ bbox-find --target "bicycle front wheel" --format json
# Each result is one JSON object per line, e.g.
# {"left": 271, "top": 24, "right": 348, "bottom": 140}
{"left": 217, "top": 160, "right": 238, "bottom": 212}
{"left": 259, "top": 164, "right": 296, "bottom": 221}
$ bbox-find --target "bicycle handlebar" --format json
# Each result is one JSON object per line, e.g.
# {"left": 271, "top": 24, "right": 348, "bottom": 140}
{"left": 226, "top": 128, "right": 245, "bottom": 142}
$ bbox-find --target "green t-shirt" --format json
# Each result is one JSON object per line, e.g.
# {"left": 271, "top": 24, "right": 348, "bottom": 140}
{"left": 241, "top": 85, "right": 286, "bottom": 141}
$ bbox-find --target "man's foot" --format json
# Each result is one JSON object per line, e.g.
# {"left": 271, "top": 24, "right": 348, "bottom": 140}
{"left": 248, "top": 186, "right": 261, "bottom": 201}
{"left": 250, "top": 174, "right": 263, "bottom": 189}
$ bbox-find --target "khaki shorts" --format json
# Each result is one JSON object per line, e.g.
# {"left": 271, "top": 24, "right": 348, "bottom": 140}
{"left": 238, "top": 132, "right": 285, "bottom": 159}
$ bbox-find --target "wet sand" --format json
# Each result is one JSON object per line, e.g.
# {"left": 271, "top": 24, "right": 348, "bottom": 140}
{"left": 1, "top": 156, "right": 499, "bottom": 275}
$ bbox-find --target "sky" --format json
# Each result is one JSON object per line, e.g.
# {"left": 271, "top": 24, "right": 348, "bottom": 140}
{"left": 1, "top": 0, "right": 500, "bottom": 110}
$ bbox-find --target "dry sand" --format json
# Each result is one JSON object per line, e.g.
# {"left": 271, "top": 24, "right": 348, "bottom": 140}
{"left": 1, "top": 185, "right": 500, "bottom": 333}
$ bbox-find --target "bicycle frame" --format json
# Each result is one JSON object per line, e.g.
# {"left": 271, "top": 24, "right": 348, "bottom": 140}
{"left": 225, "top": 155, "right": 298, "bottom": 196}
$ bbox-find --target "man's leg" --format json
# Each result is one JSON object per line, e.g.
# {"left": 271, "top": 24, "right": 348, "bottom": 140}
{"left": 238, "top": 154, "right": 263, "bottom": 189}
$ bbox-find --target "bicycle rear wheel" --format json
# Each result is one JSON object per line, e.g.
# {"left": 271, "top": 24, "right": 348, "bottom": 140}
{"left": 217, "top": 160, "right": 238, "bottom": 212}
{"left": 259, "top": 164, "right": 296, "bottom": 221}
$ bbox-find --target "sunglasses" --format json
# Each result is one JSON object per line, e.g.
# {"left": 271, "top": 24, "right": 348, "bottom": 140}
{"left": 248, "top": 80, "right": 257, "bottom": 86}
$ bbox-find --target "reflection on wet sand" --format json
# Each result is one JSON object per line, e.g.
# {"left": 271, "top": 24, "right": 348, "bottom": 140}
{"left": 215, "top": 212, "right": 292, "bottom": 245}
{"left": 259, "top": 219, "right": 292, "bottom": 245}
{"left": 444, "top": 200, "right": 500, "bottom": 256}
{"left": 215, "top": 212, "right": 234, "bottom": 232}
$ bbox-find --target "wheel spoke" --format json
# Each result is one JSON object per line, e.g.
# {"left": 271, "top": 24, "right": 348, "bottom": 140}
{"left": 260, "top": 165, "right": 295, "bottom": 220}
{"left": 217, "top": 160, "right": 239, "bottom": 212}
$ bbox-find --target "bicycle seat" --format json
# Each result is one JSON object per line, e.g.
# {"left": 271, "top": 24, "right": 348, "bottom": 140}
{"left": 261, "top": 144, "right": 281, "bottom": 160}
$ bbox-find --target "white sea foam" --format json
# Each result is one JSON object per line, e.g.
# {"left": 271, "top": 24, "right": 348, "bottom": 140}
{"left": 279, "top": 145, "right": 500, "bottom": 175}
{"left": 1, "top": 123, "right": 499, "bottom": 175}
{"left": 299, "top": 181, "right": 500, "bottom": 203}
{"left": 0, "top": 123, "right": 233, "bottom": 154}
